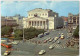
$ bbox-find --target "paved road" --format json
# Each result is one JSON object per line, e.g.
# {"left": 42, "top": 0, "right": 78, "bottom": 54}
{"left": 1, "top": 29, "right": 79, "bottom": 56}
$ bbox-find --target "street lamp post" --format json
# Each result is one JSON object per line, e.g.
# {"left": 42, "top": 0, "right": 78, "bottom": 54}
{"left": 23, "top": 27, "right": 24, "bottom": 41}
{"left": 23, "top": 22, "right": 25, "bottom": 42}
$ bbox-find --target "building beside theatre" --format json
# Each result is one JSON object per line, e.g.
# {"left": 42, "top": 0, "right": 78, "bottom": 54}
{"left": 23, "top": 8, "right": 63, "bottom": 30}
{"left": 1, "top": 16, "right": 18, "bottom": 27}
{"left": 68, "top": 13, "right": 79, "bottom": 29}
{"left": 61, "top": 16, "right": 68, "bottom": 27}
{"left": 13, "top": 14, "right": 24, "bottom": 29}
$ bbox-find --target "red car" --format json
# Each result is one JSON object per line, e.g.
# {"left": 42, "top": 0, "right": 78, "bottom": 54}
{"left": 1, "top": 43, "right": 12, "bottom": 48}
{"left": 44, "top": 40, "right": 47, "bottom": 43}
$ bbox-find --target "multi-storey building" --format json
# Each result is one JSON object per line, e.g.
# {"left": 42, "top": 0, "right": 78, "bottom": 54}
{"left": 61, "top": 16, "right": 68, "bottom": 27}
{"left": 1, "top": 16, "right": 18, "bottom": 27}
{"left": 13, "top": 14, "right": 24, "bottom": 29}
{"left": 23, "top": 8, "right": 63, "bottom": 30}
{"left": 68, "top": 13, "right": 79, "bottom": 29}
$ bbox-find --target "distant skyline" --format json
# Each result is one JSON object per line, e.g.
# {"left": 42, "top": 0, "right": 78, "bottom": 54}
{"left": 1, "top": 1, "right": 79, "bottom": 17}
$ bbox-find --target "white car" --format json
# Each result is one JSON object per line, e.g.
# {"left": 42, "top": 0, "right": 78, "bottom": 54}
{"left": 57, "top": 41, "right": 61, "bottom": 44}
{"left": 49, "top": 38, "right": 54, "bottom": 42}
{"left": 60, "top": 35, "right": 64, "bottom": 39}
{"left": 49, "top": 45, "right": 54, "bottom": 49}
{"left": 46, "top": 37, "right": 51, "bottom": 41}
{"left": 4, "top": 51, "right": 11, "bottom": 56}
{"left": 54, "top": 37, "right": 59, "bottom": 40}
{"left": 12, "top": 41, "right": 19, "bottom": 45}
{"left": 38, "top": 50, "right": 46, "bottom": 55}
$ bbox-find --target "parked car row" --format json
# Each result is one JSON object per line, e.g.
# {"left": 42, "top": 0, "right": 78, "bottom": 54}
{"left": 38, "top": 33, "right": 44, "bottom": 38}
{"left": 38, "top": 31, "right": 50, "bottom": 38}
{"left": 44, "top": 37, "right": 51, "bottom": 43}
{"left": 38, "top": 33, "right": 65, "bottom": 55}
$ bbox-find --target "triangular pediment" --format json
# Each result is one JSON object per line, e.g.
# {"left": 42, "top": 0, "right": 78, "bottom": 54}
{"left": 27, "top": 17, "right": 47, "bottom": 21}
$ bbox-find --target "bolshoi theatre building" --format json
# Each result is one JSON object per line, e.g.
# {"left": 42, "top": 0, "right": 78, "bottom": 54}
{"left": 23, "top": 8, "right": 63, "bottom": 30}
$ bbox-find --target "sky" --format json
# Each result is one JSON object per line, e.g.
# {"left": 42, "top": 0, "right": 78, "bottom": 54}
{"left": 1, "top": 1, "right": 79, "bottom": 17}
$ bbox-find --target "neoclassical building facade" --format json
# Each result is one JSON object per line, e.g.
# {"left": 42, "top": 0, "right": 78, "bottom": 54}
{"left": 23, "top": 8, "right": 62, "bottom": 30}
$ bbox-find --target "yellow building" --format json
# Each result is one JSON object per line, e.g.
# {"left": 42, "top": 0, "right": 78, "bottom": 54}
{"left": 23, "top": 8, "right": 62, "bottom": 30}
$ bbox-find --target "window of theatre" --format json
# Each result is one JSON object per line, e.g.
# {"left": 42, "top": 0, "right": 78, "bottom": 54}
{"left": 31, "top": 14, "right": 33, "bottom": 16}
{"left": 43, "top": 21, "right": 45, "bottom": 25}
{"left": 45, "top": 14, "right": 47, "bottom": 16}
{"left": 29, "top": 14, "right": 30, "bottom": 16}
{"left": 39, "top": 14, "right": 41, "bottom": 16}
{"left": 43, "top": 14, "right": 44, "bottom": 16}
{"left": 29, "top": 21, "right": 31, "bottom": 25}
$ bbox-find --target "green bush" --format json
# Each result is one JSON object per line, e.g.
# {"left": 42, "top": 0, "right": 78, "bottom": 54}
{"left": 73, "top": 25, "right": 79, "bottom": 38}
{"left": 14, "top": 27, "right": 45, "bottom": 40}
{"left": 14, "top": 29, "right": 23, "bottom": 40}
{"left": 1, "top": 26, "right": 13, "bottom": 36}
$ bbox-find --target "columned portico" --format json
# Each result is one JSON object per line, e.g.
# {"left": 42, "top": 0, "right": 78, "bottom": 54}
{"left": 27, "top": 20, "right": 48, "bottom": 29}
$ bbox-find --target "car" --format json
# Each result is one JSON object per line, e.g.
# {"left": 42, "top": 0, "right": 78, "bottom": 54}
{"left": 46, "top": 37, "right": 50, "bottom": 41}
{"left": 4, "top": 51, "right": 11, "bottom": 56}
{"left": 38, "top": 50, "right": 46, "bottom": 55}
{"left": 49, "top": 45, "right": 54, "bottom": 49}
{"left": 38, "top": 33, "right": 44, "bottom": 38}
{"left": 44, "top": 40, "right": 47, "bottom": 43}
{"left": 49, "top": 38, "right": 54, "bottom": 42}
{"left": 12, "top": 41, "right": 19, "bottom": 45}
{"left": 57, "top": 41, "right": 61, "bottom": 44}
{"left": 54, "top": 37, "right": 59, "bottom": 40}
{"left": 48, "top": 37, "right": 51, "bottom": 40}
{"left": 60, "top": 35, "right": 64, "bottom": 39}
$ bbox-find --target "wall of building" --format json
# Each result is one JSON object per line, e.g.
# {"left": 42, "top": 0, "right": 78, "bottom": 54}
{"left": 23, "top": 18, "right": 27, "bottom": 28}
{"left": 1, "top": 16, "right": 18, "bottom": 27}
{"left": 57, "top": 17, "right": 64, "bottom": 28}
{"left": 68, "top": 13, "right": 79, "bottom": 29}
{"left": 23, "top": 8, "right": 61, "bottom": 30}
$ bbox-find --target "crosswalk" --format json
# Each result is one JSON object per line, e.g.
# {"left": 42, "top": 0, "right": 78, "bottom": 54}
{"left": 53, "top": 44, "right": 65, "bottom": 48}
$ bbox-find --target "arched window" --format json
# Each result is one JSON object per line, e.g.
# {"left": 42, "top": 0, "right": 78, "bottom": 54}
{"left": 43, "top": 14, "right": 44, "bottom": 16}
{"left": 29, "top": 14, "right": 30, "bottom": 16}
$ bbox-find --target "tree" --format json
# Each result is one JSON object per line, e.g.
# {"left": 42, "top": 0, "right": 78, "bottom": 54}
{"left": 1, "top": 26, "right": 13, "bottom": 36}
{"left": 24, "top": 27, "right": 45, "bottom": 40}
{"left": 14, "top": 29, "right": 23, "bottom": 40}
{"left": 13, "top": 27, "right": 45, "bottom": 40}
{"left": 73, "top": 25, "right": 79, "bottom": 38}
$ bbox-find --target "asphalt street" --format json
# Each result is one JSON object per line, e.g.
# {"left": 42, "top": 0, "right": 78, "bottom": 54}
{"left": 1, "top": 29, "right": 79, "bottom": 56}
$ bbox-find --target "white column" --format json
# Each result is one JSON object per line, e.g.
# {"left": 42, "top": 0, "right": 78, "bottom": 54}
{"left": 27, "top": 21, "right": 29, "bottom": 28}
{"left": 31, "top": 21, "right": 32, "bottom": 27}
{"left": 33, "top": 21, "right": 34, "bottom": 27}
{"left": 34, "top": 21, "right": 35, "bottom": 27}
